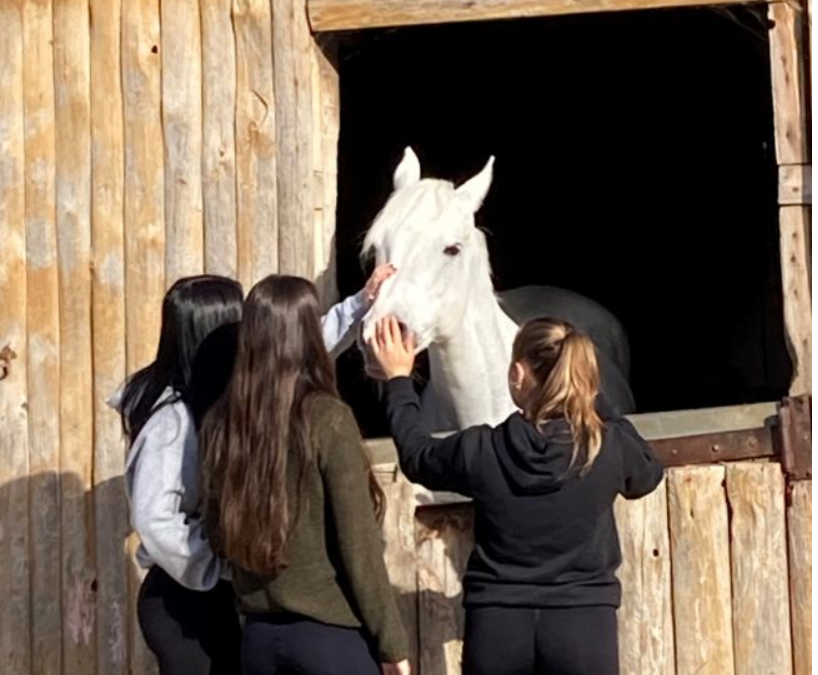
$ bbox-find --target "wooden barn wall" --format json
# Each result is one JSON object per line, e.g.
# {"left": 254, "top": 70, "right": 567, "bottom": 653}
{"left": 0, "top": 1, "right": 810, "bottom": 675}
{"left": 0, "top": 0, "right": 338, "bottom": 673}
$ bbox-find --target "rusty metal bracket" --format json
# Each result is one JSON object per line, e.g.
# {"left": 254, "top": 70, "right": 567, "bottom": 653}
{"left": 779, "top": 394, "right": 812, "bottom": 481}
{"left": 651, "top": 426, "right": 776, "bottom": 468}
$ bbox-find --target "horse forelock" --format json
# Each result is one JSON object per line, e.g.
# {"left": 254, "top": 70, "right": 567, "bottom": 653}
{"left": 362, "top": 180, "right": 459, "bottom": 256}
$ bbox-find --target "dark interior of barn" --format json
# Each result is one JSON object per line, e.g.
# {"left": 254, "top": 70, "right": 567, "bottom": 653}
{"left": 332, "top": 7, "right": 791, "bottom": 437}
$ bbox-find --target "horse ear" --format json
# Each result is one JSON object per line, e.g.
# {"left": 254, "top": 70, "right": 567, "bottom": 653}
{"left": 456, "top": 156, "right": 495, "bottom": 214}
{"left": 393, "top": 147, "right": 421, "bottom": 190}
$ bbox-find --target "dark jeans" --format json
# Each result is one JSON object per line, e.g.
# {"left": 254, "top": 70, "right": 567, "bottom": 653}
{"left": 242, "top": 613, "right": 382, "bottom": 675}
{"left": 463, "top": 605, "right": 618, "bottom": 675}
{"left": 137, "top": 566, "right": 242, "bottom": 675}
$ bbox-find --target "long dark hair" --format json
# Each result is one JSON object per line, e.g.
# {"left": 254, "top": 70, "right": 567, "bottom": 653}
{"left": 200, "top": 275, "right": 384, "bottom": 576}
{"left": 119, "top": 275, "right": 244, "bottom": 443}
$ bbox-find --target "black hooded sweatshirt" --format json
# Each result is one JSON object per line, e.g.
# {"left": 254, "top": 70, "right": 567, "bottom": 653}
{"left": 383, "top": 377, "right": 664, "bottom": 609}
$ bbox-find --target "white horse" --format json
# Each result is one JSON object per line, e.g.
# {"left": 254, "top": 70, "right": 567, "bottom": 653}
{"left": 359, "top": 147, "right": 634, "bottom": 432}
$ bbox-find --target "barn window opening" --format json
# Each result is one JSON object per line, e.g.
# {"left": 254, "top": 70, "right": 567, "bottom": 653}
{"left": 333, "top": 8, "right": 791, "bottom": 437}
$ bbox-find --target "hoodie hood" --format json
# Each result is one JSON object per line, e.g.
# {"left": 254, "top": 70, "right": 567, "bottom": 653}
{"left": 494, "top": 413, "right": 577, "bottom": 495}
{"left": 494, "top": 395, "right": 618, "bottom": 495}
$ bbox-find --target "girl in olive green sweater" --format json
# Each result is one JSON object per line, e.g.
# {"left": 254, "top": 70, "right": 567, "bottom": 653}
{"left": 200, "top": 275, "right": 410, "bottom": 675}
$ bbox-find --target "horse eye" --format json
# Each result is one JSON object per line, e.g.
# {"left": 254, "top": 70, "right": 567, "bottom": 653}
{"left": 443, "top": 245, "right": 461, "bottom": 256}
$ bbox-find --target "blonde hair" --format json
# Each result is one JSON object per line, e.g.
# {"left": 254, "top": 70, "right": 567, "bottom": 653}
{"left": 512, "top": 318, "right": 603, "bottom": 472}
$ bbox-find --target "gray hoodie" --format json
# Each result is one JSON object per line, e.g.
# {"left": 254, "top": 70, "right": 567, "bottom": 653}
{"left": 114, "top": 290, "right": 368, "bottom": 591}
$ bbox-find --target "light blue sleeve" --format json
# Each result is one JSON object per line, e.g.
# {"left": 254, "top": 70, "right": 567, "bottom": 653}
{"left": 126, "top": 402, "right": 224, "bottom": 591}
{"left": 321, "top": 290, "right": 368, "bottom": 358}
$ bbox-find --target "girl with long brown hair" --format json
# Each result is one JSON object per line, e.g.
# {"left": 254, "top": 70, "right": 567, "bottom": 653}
{"left": 200, "top": 275, "right": 409, "bottom": 675}
{"left": 368, "top": 316, "right": 663, "bottom": 675}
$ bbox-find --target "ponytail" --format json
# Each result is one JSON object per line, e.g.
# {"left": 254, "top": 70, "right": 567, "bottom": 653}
{"left": 512, "top": 319, "right": 604, "bottom": 472}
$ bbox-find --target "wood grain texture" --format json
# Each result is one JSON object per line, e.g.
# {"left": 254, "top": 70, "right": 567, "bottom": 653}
{"left": 779, "top": 164, "right": 812, "bottom": 205}
{"left": 162, "top": 0, "right": 204, "bottom": 283}
{"left": 614, "top": 480, "right": 675, "bottom": 675}
{"left": 234, "top": 0, "right": 277, "bottom": 289}
{"left": 0, "top": 1, "right": 31, "bottom": 672}
{"left": 667, "top": 466, "right": 735, "bottom": 675}
{"left": 274, "top": 0, "right": 315, "bottom": 278}
{"left": 54, "top": 0, "right": 96, "bottom": 671}
{"left": 23, "top": 2, "right": 62, "bottom": 673}
{"left": 90, "top": 0, "right": 129, "bottom": 669}
{"left": 374, "top": 466, "right": 419, "bottom": 670}
{"left": 122, "top": 1, "right": 164, "bottom": 671}
{"left": 308, "top": 0, "right": 757, "bottom": 32}
{"left": 787, "top": 480, "right": 812, "bottom": 675}
{"left": 416, "top": 504, "right": 474, "bottom": 675}
{"left": 726, "top": 463, "right": 792, "bottom": 675}
{"left": 769, "top": 2, "right": 809, "bottom": 165}
{"left": 202, "top": 0, "right": 238, "bottom": 278}
{"left": 779, "top": 206, "right": 811, "bottom": 395}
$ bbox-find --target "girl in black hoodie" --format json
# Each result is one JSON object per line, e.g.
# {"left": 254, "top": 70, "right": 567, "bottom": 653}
{"left": 368, "top": 316, "right": 664, "bottom": 675}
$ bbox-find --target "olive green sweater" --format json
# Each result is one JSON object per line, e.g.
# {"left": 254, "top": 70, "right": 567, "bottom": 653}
{"left": 205, "top": 395, "right": 408, "bottom": 662}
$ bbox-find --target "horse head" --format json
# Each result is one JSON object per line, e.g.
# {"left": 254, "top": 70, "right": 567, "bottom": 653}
{"left": 358, "top": 148, "right": 496, "bottom": 364}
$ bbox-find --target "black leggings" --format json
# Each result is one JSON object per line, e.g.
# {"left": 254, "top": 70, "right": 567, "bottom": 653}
{"left": 463, "top": 606, "right": 618, "bottom": 675}
{"left": 137, "top": 566, "right": 242, "bottom": 675}
{"left": 241, "top": 613, "right": 381, "bottom": 675}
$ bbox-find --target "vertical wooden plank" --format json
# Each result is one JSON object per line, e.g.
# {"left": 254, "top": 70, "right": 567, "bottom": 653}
{"left": 726, "top": 463, "right": 792, "bottom": 675}
{"left": 54, "top": 1, "right": 96, "bottom": 672}
{"left": 233, "top": 0, "right": 277, "bottom": 289}
{"left": 23, "top": 1, "right": 62, "bottom": 673}
{"left": 90, "top": 0, "right": 130, "bottom": 670}
{"left": 274, "top": 0, "right": 315, "bottom": 279}
{"left": 769, "top": 1, "right": 809, "bottom": 165}
{"left": 162, "top": 0, "right": 204, "bottom": 284}
{"left": 787, "top": 480, "right": 811, "bottom": 675}
{"left": 0, "top": 2, "right": 31, "bottom": 672}
{"left": 416, "top": 504, "right": 474, "bottom": 675}
{"left": 374, "top": 466, "right": 419, "bottom": 671}
{"left": 123, "top": 1, "right": 164, "bottom": 672}
{"left": 667, "top": 466, "right": 735, "bottom": 675}
{"left": 201, "top": 0, "right": 238, "bottom": 278}
{"left": 778, "top": 205, "right": 812, "bottom": 395}
{"left": 614, "top": 481, "right": 675, "bottom": 675}
{"left": 312, "top": 40, "right": 340, "bottom": 308}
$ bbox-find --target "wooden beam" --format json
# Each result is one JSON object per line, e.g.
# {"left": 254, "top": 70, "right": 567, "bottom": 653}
{"left": 0, "top": 2, "right": 31, "bottom": 672}
{"left": 54, "top": 1, "right": 96, "bottom": 672}
{"left": 122, "top": 1, "right": 164, "bottom": 672}
{"left": 614, "top": 482, "right": 675, "bottom": 675}
{"left": 779, "top": 205, "right": 811, "bottom": 395}
{"left": 201, "top": 0, "right": 238, "bottom": 278}
{"left": 312, "top": 40, "right": 341, "bottom": 308}
{"left": 162, "top": 0, "right": 204, "bottom": 283}
{"left": 275, "top": 0, "right": 316, "bottom": 279}
{"left": 787, "top": 481, "right": 812, "bottom": 675}
{"left": 769, "top": 1, "right": 809, "bottom": 165}
{"left": 23, "top": 2, "right": 63, "bottom": 673}
{"left": 779, "top": 164, "right": 812, "bottom": 205}
{"left": 90, "top": 0, "right": 129, "bottom": 670}
{"left": 234, "top": 0, "right": 278, "bottom": 289}
{"left": 668, "top": 466, "right": 735, "bottom": 675}
{"left": 308, "top": 0, "right": 758, "bottom": 32}
{"left": 726, "top": 463, "right": 793, "bottom": 675}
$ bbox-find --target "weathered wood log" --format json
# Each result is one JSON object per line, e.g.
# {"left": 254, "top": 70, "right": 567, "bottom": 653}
{"left": 667, "top": 466, "right": 735, "bottom": 675}
{"left": 202, "top": 0, "right": 238, "bottom": 278}
{"left": 90, "top": 0, "right": 129, "bottom": 669}
{"left": 23, "top": 1, "right": 62, "bottom": 673}
{"left": 308, "top": 0, "right": 757, "bottom": 32}
{"left": 234, "top": 0, "right": 277, "bottom": 289}
{"left": 614, "top": 481, "right": 675, "bottom": 675}
{"left": 0, "top": 2, "right": 31, "bottom": 672}
{"left": 54, "top": 0, "right": 96, "bottom": 671}
{"left": 162, "top": 0, "right": 204, "bottom": 283}
{"left": 274, "top": 0, "right": 315, "bottom": 279}
{"left": 726, "top": 463, "right": 792, "bottom": 675}
{"left": 788, "top": 480, "right": 812, "bottom": 675}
